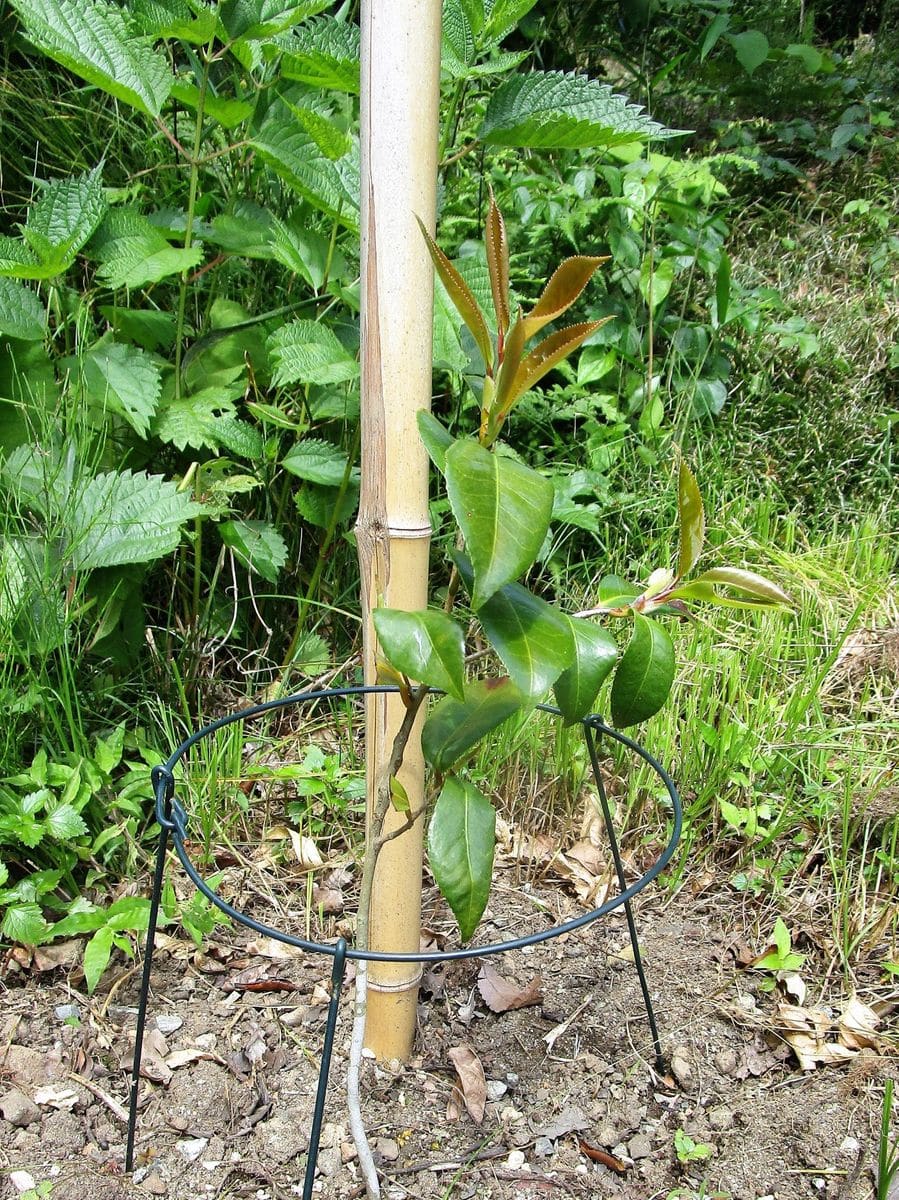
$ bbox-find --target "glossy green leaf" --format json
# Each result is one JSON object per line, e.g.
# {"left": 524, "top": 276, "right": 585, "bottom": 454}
{"left": 416, "top": 218, "right": 493, "bottom": 371}
{"left": 553, "top": 616, "right": 618, "bottom": 725}
{"left": 610, "top": 613, "right": 675, "bottom": 728}
{"left": 372, "top": 608, "right": 466, "bottom": 700}
{"left": 417, "top": 410, "right": 455, "bottom": 474}
{"left": 222, "top": 0, "right": 329, "bottom": 40}
{"left": 444, "top": 440, "right": 553, "bottom": 609}
{"left": 522, "top": 256, "right": 605, "bottom": 339}
{"left": 219, "top": 519, "right": 287, "bottom": 583}
{"left": 676, "top": 459, "right": 704, "bottom": 579}
{"left": 456, "top": 554, "right": 573, "bottom": 697}
{"left": 598, "top": 574, "right": 641, "bottom": 607}
{"left": 427, "top": 775, "right": 496, "bottom": 942}
{"left": 485, "top": 194, "right": 510, "bottom": 335}
{"left": 691, "top": 567, "right": 792, "bottom": 607}
{"left": 389, "top": 775, "right": 410, "bottom": 813}
{"left": 422, "top": 678, "right": 521, "bottom": 773}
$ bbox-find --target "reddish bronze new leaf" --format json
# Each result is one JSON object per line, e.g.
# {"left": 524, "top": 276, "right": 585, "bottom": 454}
{"left": 522, "top": 255, "right": 608, "bottom": 339}
{"left": 416, "top": 215, "right": 493, "bottom": 371}
{"left": 499, "top": 318, "right": 610, "bottom": 422}
{"left": 486, "top": 192, "right": 511, "bottom": 336}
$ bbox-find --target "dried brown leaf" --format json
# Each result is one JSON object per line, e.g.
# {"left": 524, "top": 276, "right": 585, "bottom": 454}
{"left": 477, "top": 962, "right": 543, "bottom": 1013}
{"left": 447, "top": 1044, "right": 486, "bottom": 1124}
{"left": 839, "top": 995, "right": 880, "bottom": 1050}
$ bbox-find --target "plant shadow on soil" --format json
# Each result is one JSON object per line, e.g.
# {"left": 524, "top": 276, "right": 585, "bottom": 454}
{"left": 1, "top": 865, "right": 895, "bottom": 1200}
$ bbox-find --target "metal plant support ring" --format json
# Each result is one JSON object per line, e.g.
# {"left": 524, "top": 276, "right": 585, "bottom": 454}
{"left": 126, "top": 685, "right": 682, "bottom": 1196}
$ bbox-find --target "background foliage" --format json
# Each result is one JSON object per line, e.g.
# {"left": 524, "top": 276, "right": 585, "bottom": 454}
{"left": 0, "top": 0, "right": 895, "bottom": 973}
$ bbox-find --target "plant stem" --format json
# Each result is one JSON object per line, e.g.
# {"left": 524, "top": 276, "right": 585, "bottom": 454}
{"left": 173, "top": 43, "right": 213, "bottom": 402}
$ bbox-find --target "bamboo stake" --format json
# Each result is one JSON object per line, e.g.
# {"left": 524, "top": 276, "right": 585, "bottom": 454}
{"left": 357, "top": 0, "right": 442, "bottom": 1060}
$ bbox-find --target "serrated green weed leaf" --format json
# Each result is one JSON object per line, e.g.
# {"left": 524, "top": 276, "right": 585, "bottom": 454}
{"left": 219, "top": 519, "right": 287, "bottom": 582}
{"left": 10, "top": 0, "right": 172, "bottom": 116}
{"left": 0, "top": 278, "right": 46, "bottom": 340}
{"left": 481, "top": 71, "right": 682, "bottom": 149}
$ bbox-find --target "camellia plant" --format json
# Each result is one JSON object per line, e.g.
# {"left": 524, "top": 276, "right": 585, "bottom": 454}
{"left": 368, "top": 195, "right": 792, "bottom": 942}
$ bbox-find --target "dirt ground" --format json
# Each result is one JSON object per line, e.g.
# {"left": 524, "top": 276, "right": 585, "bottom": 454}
{"left": 1, "top": 860, "right": 896, "bottom": 1200}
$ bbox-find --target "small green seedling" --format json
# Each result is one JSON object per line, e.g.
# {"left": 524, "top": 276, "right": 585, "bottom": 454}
{"left": 674, "top": 1128, "right": 714, "bottom": 1164}
{"left": 877, "top": 1079, "right": 899, "bottom": 1200}
{"left": 751, "top": 916, "right": 805, "bottom": 991}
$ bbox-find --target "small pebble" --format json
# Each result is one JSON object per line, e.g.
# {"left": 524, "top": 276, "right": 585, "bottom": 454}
{"left": 176, "top": 1138, "right": 208, "bottom": 1162}
{"left": 505, "top": 1149, "right": 526, "bottom": 1170}
{"left": 0, "top": 1089, "right": 41, "bottom": 1128}
{"left": 486, "top": 1079, "right": 508, "bottom": 1101}
{"left": 317, "top": 1148, "right": 341, "bottom": 1177}
{"left": 54, "top": 1004, "right": 80, "bottom": 1021}
{"left": 629, "top": 1134, "right": 652, "bottom": 1160}
{"left": 155, "top": 1014, "right": 184, "bottom": 1035}
{"left": 709, "top": 1105, "right": 735, "bottom": 1131}
{"left": 671, "top": 1046, "right": 694, "bottom": 1089}
{"left": 141, "top": 1170, "right": 167, "bottom": 1195}
{"left": 9, "top": 1171, "right": 36, "bottom": 1193}
{"left": 376, "top": 1138, "right": 399, "bottom": 1162}
{"left": 534, "top": 1137, "right": 555, "bottom": 1157}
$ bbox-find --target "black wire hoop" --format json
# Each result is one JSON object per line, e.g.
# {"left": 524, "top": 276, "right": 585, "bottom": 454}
{"left": 126, "top": 684, "right": 682, "bottom": 1196}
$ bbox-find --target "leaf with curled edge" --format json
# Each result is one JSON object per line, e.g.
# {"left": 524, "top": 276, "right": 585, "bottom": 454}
{"left": 677, "top": 459, "right": 705, "bottom": 579}
{"left": 485, "top": 192, "right": 510, "bottom": 336}
{"left": 477, "top": 962, "right": 543, "bottom": 1012}
{"left": 671, "top": 567, "right": 792, "bottom": 609}
{"left": 416, "top": 217, "right": 493, "bottom": 371}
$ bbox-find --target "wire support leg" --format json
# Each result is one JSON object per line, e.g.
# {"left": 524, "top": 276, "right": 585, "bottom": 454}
{"left": 585, "top": 725, "right": 665, "bottom": 1073}
{"left": 126, "top": 823, "right": 171, "bottom": 1172}
{"left": 302, "top": 937, "right": 348, "bottom": 1200}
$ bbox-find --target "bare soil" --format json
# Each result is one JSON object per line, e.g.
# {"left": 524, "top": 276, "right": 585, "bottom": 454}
{"left": 1, "top": 867, "right": 895, "bottom": 1200}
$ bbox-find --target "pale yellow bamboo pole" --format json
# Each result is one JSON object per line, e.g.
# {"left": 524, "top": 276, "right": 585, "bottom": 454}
{"left": 356, "top": 0, "right": 442, "bottom": 1060}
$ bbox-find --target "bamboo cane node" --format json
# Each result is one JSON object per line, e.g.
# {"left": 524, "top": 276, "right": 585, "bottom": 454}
{"left": 365, "top": 968, "right": 424, "bottom": 993}
{"left": 382, "top": 524, "right": 432, "bottom": 539}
